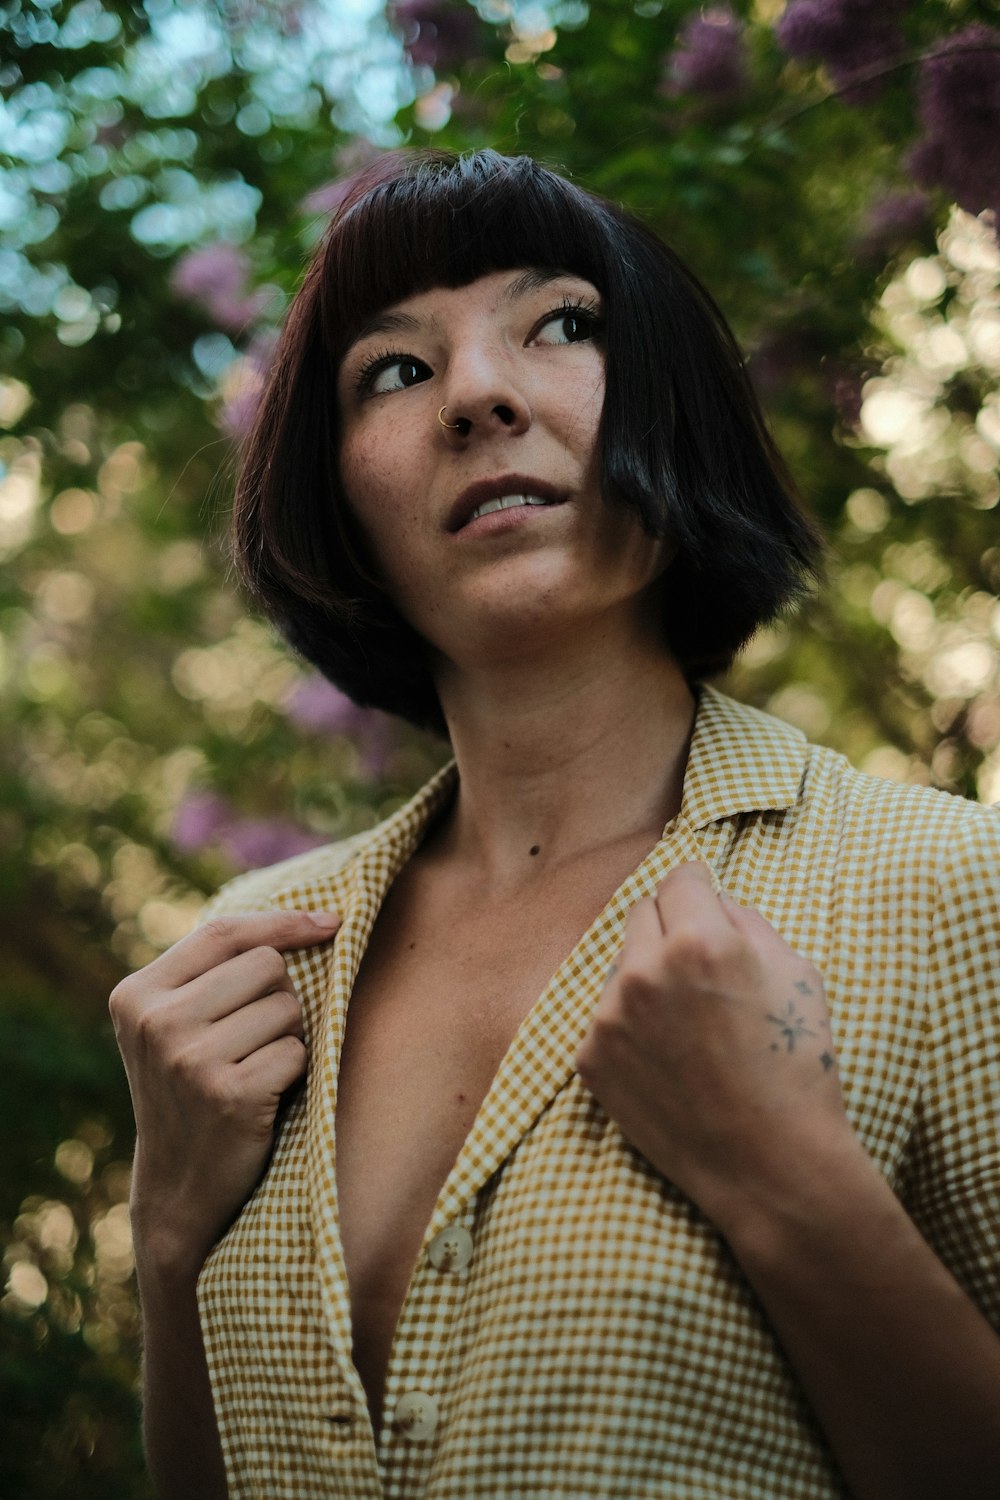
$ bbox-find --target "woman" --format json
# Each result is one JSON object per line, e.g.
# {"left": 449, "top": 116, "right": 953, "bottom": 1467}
{"left": 111, "top": 151, "right": 1000, "bottom": 1500}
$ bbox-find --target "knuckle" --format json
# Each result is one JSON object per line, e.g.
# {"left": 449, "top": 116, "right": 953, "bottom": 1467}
{"left": 275, "top": 991, "right": 304, "bottom": 1031}
{"left": 250, "top": 1033, "right": 307, "bottom": 1091}
{"left": 588, "top": 1003, "right": 624, "bottom": 1045}
{"left": 108, "top": 975, "right": 135, "bottom": 1021}
{"left": 133, "top": 1000, "right": 171, "bottom": 1049}
{"left": 162, "top": 1029, "right": 202, "bottom": 1079}
{"left": 619, "top": 968, "right": 659, "bottom": 1007}
{"left": 201, "top": 916, "right": 237, "bottom": 946}
{"left": 663, "top": 930, "right": 721, "bottom": 982}
{"left": 203, "top": 1066, "right": 245, "bottom": 1114}
{"left": 277, "top": 1033, "right": 307, "bottom": 1067}
{"left": 250, "top": 945, "right": 288, "bottom": 986}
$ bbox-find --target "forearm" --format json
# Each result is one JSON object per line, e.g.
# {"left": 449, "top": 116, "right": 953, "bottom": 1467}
{"left": 715, "top": 1138, "right": 1000, "bottom": 1500}
{"left": 135, "top": 1249, "right": 228, "bottom": 1500}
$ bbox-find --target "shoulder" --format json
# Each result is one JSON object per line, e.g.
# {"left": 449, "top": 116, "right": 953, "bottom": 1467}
{"left": 198, "top": 831, "right": 374, "bottom": 922}
{"left": 800, "top": 736, "right": 999, "bottom": 872}
{"left": 792, "top": 735, "right": 999, "bottom": 965}
{"left": 702, "top": 688, "right": 998, "bottom": 927}
{"left": 698, "top": 685, "right": 997, "bottom": 868}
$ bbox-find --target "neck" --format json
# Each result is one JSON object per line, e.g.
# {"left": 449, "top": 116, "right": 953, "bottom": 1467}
{"left": 431, "top": 623, "right": 696, "bottom": 887}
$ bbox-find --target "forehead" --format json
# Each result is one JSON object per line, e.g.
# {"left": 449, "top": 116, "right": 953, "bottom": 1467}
{"left": 344, "top": 268, "right": 599, "bottom": 353}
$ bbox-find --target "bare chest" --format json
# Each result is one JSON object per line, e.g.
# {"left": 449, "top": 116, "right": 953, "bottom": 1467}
{"left": 333, "top": 869, "right": 621, "bottom": 1429}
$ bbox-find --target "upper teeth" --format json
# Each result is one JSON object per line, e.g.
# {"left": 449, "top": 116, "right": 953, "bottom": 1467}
{"left": 469, "top": 494, "right": 552, "bottom": 522}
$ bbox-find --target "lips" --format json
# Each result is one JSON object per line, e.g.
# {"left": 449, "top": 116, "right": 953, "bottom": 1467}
{"left": 447, "top": 474, "right": 567, "bottom": 532}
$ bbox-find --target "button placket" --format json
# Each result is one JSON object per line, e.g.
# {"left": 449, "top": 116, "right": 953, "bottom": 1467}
{"left": 378, "top": 1207, "right": 478, "bottom": 1496}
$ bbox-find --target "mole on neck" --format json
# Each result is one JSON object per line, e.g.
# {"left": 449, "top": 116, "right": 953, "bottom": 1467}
{"left": 530, "top": 845, "right": 540, "bottom": 857}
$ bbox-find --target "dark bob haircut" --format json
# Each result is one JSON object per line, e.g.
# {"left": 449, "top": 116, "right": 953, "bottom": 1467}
{"left": 233, "top": 149, "right": 823, "bottom": 733}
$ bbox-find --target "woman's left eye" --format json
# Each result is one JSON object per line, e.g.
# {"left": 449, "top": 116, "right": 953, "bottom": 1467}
{"left": 534, "top": 304, "right": 602, "bottom": 346}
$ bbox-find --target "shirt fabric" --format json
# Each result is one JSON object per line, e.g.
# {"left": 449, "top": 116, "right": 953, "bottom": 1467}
{"left": 196, "top": 685, "right": 1000, "bottom": 1500}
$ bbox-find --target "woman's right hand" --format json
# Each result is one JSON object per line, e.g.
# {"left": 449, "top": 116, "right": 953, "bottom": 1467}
{"left": 109, "top": 909, "right": 340, "bottom": 1278}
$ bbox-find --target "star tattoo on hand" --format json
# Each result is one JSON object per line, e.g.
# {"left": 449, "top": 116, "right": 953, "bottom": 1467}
{"left": 766, "top": 1000, "right": 817, "bottom": 1053}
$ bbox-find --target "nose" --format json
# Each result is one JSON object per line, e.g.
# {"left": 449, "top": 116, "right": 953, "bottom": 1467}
{"left": 437, "top": 345, "right": 531, "bottom": 442}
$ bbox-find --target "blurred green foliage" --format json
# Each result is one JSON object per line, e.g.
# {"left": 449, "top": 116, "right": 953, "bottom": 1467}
{"left": 1, "top": 0, "right": 998, "bottom": 1491}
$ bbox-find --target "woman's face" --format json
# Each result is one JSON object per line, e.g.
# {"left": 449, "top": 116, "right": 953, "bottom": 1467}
{"left": 335, "top": 267, "right": 668, "bottom": 669}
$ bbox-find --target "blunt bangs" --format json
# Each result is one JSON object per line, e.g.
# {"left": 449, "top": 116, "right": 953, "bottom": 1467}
{"left": 319, "top": 151, "right": 615, "bottom": 365}
{"left": 233, "top": 149, "right": 823, "bottom": 734}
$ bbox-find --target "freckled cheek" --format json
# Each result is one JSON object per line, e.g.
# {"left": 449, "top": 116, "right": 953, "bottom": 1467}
{"left": 338, "top": 439, "right": 427, "bottom": 596}
{"left": 340, "top": 440, "right": 407, "bottom": 535}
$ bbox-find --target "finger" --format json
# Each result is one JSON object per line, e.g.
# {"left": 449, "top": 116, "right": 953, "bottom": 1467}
{"left": 197, "top": 990, "right": 305, "bottom": 1066}
{"left": 178, "top": 945, "right": 299, "bottom": 1023}
{"left": 653, "top": 862, "right": 730, "bottom": 938}
{"left": 237, "top": 1033, "right": 308, "bottom": 1098}
{"left": 620, "top": 895, "right": 666, "bottom": 957}
{"left": 154, "top": 910, "right": 340, "bottom": 989}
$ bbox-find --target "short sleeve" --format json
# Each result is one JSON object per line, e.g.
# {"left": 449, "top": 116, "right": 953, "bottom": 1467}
{"left": 905, "top": 804, "right": 1000, "bottom": 1329}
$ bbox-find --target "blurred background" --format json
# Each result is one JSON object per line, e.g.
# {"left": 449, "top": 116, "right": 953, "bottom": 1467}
{"left": 1, "top": 1, "right": 998, "bottom": 1492}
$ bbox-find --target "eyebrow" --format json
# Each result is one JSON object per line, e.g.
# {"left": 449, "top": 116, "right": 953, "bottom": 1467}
{"left": 345, "top": 308, "right": 422, "bottom": 349}
{"left": 343, "top": 269, "right": 587, "bottom": 356}
{"left": 500, "top": 267, "right": 575, "bottom": 302}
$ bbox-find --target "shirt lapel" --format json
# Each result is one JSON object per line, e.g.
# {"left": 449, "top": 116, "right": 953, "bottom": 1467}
{"left": 420, "top": 812, "right": 711, "bottom": 1253}
{"left": 264, "top": 766, "right": 458, "bottom": 1379}
{"left": 419, "top": 685, "right": 810, "bottom": 1251}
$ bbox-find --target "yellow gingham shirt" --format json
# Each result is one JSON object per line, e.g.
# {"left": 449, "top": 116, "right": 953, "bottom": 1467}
{"left": 196, "top": 686, "right": 1000, "bottom": 1499}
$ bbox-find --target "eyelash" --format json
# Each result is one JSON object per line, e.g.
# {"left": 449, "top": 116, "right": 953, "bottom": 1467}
{"left": 352, "top": 296, "right": 605, "bottom": 396}
{"left": 548, "top": 294, "right": 604, "bottom": 339}
{"left": 353, "top": 345, "right": 414, "bottom": 396}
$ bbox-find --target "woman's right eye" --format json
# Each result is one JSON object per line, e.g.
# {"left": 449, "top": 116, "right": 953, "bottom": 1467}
{"left": 360, "top": 355, "right": 431, "bottom": 396}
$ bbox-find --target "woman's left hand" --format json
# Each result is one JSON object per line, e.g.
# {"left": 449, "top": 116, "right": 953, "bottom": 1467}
{"left": 575, "top": 861, "right": 855, "bottom": 1231}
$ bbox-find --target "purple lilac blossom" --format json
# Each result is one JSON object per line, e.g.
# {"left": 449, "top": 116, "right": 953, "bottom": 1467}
{"left": 219, "top": 330, "right": 277, "bottom": 438}
{"left": 283, "top": 675, "right": 395, "bottom": 780}
{"left": 747, "top": 330, "right": 816, "bottom": 396}
{"left": 827, "top": 366, "right": 865, "bottom": 429}
{"left": 301, "top": 178, "right": 356, "bottom": 216}
{"left": 219, "top": 817, "right": 326, "bottom": 871}
{"left": 354, "top": 715, "right": 395, "bottom": 782}
{"left": 285, "top": 677, "right": 397, "bottom": 781}
{"left": 170, "top": 244, "right": 267, "bottom": 333}
{"left": 389, "top": 0, "right": 479, "bottom": 71}
{"left": 219, "top": 382, "right": 261, "bottom": 440}
{"left": 285, "top": 677, "right": 369, "bottom": 735}
{"left": 908, "top": 26, "right": 1000, "bottom": 228}
{"left": 856, "top": 189, "right": 932, "bottom": 257}
{"left": 172, "top": 789, "right": 325, "bottom": 868}
{"left": 300, "top": 141, "right": 385, "bottom": 219}
{"left": 775, "top": 0, "right": 908, "bottom": 100}
{"left": 663, "top": 7, "right": 748, "bottom": 100}
{"left": 171, "top": 791, "right": 236, "bottom": 853}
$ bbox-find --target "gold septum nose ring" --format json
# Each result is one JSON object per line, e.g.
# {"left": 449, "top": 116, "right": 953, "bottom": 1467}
{"left": 438, "top": 406, "right": 464, "bottom": 430}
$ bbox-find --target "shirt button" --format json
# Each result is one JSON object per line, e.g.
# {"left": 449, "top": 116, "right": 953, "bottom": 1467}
{"left": 427, "top": 1224, "right": 473, "bottom": 1271}
{"left": 394, "top": 1390, "right": 439, "bottom": 1441}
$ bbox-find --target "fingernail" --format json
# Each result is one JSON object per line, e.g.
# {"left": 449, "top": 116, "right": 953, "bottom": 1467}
{"left": 305, "top": 911, "right": 340, "bottom": 930}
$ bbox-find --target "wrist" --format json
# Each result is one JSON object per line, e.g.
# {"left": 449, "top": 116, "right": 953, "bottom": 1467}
{"left": 703, "top": 1126, "right": 886, "bottom": 1266}
{"left": 132, "top": 1230, "right": 208, "bottom": 1298}
{"left": 129, "top": 1148, "right": 219, "bottom": 1286}
{"left": 130, "top": 1196, "right": 213, "bottom": 1290}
